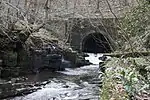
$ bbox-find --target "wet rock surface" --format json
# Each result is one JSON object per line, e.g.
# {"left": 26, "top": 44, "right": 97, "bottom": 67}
{"left": 0, "top": 43, "right": 80, "bottom": 78}
{"left": 0, "top": 28, "right": 68, "bottom": 78}
{"left": 0, "top": 53, "right": 102, "bottom": 100}
{"left": 0, "top": 77, "right": 51, "bottom": 99}
{"left": 29, "top": 46, "right": 77, "bottom": 73}
{"left": 0, "top": 27, "right": 91, "bottom": 79}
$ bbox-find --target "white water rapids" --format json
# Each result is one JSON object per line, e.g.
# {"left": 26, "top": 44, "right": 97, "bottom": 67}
{"left": 11, "top": 53, "right": 103, "bottom": 100}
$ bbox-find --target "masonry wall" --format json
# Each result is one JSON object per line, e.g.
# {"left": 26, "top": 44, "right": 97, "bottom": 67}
{"left": 69, "top": 18, "right": 119, "bottom": 51}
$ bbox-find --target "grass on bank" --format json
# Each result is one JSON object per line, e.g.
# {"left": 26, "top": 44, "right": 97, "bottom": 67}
{"left": 100, "top": 57, "right": 150, "bottom": 100}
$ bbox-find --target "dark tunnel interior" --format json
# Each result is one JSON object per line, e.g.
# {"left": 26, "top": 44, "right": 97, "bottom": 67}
{"left": 82, "top": 33, "right": 111, "bottom": 53}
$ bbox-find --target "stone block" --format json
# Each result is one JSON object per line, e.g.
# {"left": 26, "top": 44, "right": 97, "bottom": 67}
{"left": 64, "top": 50, "right": 77, "bottom": 67}
{"left": 17, "top": 48, "right": 30, "bottom": 69}
{"left": 1, "top": 68, "right": 19, "bottom": 78}
{"left": 49, "top": 60, "right": 62, "bottom": 69}
{"left": 3, "top": 52, "right": 17, "bottom": 67}
{"left": 76, "top": 58, "right": 91, "bottom": 67}
{"left": 61, "top": 60, "right": 71, "bottom": 69}
{"left": 47, "top": 54, "right": 62, "bottom": 60}
{"left": 32, "top": 54, "right": 43, "bottom": 72}
{"left": 41, "top": 54, "right": 63, "bottom": 71}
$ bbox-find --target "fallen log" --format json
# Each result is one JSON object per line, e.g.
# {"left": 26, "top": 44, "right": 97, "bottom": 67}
{"left": 103, "top": 51, "right": 150, "bottom": 58}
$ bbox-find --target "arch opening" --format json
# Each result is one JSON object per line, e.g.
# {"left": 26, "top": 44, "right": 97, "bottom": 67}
{"left": 82, "top": 33, "right": 111, "bottom": 53}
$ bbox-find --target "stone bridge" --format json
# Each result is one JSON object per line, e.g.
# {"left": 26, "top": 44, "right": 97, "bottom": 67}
{"left": 43, "top": 0, "right": 137, "bottom": 53}
{"left": 69, "top": 18, "right": 118, "bottom": 53}
{"left": 10, "top": 0, "right": 137, "bottom": 53}
{"left": 46, "top": 17, "right": 119, "bottom": 53}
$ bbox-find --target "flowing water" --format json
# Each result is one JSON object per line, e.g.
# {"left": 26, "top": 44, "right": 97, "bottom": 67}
{"left": 10, "top": 53, "right": 102, "bottom": 100}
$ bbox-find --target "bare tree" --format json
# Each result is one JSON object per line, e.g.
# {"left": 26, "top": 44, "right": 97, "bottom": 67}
{"left": 96, "top": 0, "right": 100, "bottom": 12}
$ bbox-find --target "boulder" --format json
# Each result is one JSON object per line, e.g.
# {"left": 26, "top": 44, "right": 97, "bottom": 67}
{"left": 1, "top": 67, "right": 20, "bottom": 78}
{"left": 30, "top": 49, "right": 43, "bottom": 73}
{"left": 3, "top": 51, "right": 17, "bottom": 67}
{"left": 60, "top": 60, "right": 72, "bottom": 71}
{"left": 47, "top": 54, "right": 62, "bottom": 71}
{"left": 30, "top": 48, "right": 63, "bottom": 72}
{"left": 99, "top": 55, "right": 107, "bottom": 61}
{"left": 63, "top": 50, "right": 77, "bottom": 67}
{"left": 16, "top": 42, "right": 31, "bottom": 73}
{"left": 79, "top": 53, "right": 89, "bottom": 57}
{"left": 76, "top": 58, "right": 91, "bottom": 67}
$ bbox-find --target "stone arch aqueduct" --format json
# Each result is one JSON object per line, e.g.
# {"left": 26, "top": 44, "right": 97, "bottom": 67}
{"left": 43, "top": 0, "right": 137, "bottom": 53}
{"left": 10, "top": 0, "right": 137, "bottom": 52}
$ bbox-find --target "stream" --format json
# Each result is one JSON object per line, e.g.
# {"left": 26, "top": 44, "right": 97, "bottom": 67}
{"left": 8, "top": 53, "right": 103, "bottom": 100}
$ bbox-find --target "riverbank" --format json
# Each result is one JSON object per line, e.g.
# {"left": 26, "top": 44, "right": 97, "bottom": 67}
{"left": 100, "top": 57, "right": 150, "bottom": 100}
{"left": 0, "top": 27, "right": 91, "bottom": 99}
{"left": 0, "top": 27, "right": 90, "bottom": 78}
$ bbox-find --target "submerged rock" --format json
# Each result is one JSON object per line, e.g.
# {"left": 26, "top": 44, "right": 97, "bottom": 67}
{"left": 64, "top": 50, "right": 77, "bottom": 67}
{"left": 99, "top": 55, "right": 107, "bottom": 61}
{"left": 76, "top": 58, "right": 91, "bottom": 67}
{"left": 60, "top": 60, "right": 72, "bottom": 70}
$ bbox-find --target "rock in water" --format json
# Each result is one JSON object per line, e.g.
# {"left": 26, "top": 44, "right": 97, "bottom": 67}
{"left": 99, "top": 55, "right": 107, "bottom": 61}
{"left": 60, "top": 59, "right": 72, "bottom": 71}
{"left": 31, "top": 50, "right": 43, "bottom": 73}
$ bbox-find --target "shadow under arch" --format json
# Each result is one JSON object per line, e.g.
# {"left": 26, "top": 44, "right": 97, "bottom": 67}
{"left": 82, "top": 32, "right": 112, "bottom": 53}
